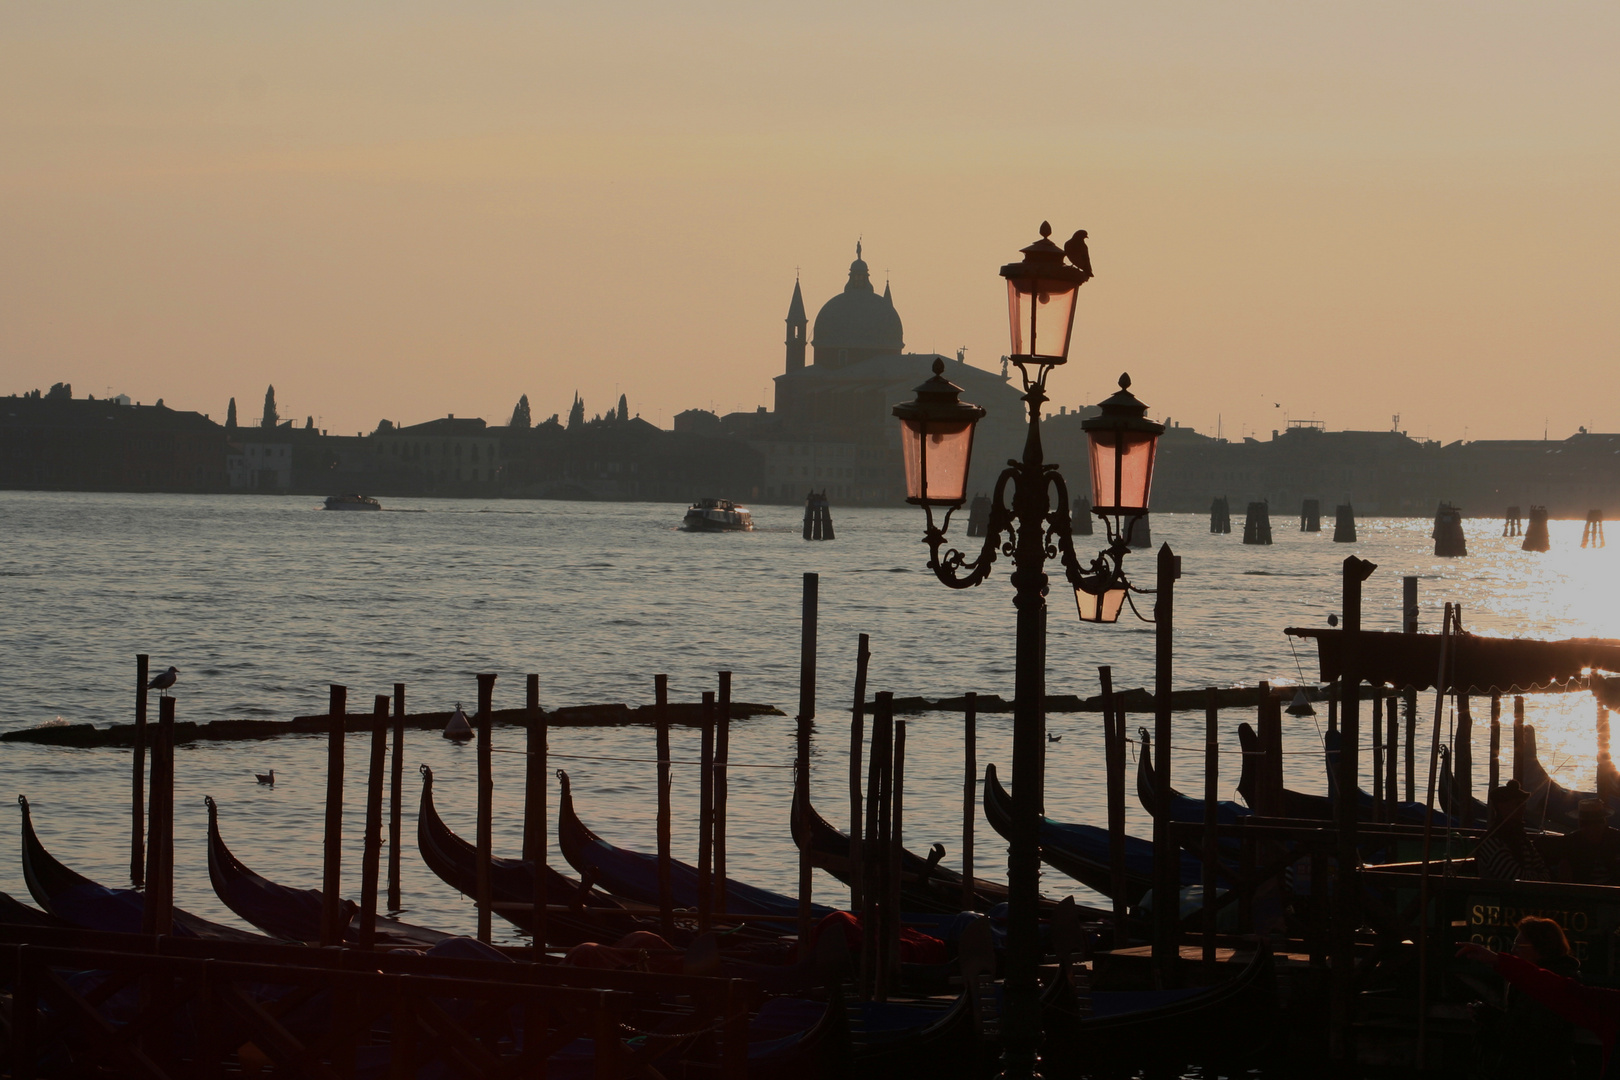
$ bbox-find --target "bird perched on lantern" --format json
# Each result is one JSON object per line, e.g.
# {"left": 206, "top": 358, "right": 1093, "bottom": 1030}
{"left": 1063, "top": 230, "right": 1093, "bottom": 282}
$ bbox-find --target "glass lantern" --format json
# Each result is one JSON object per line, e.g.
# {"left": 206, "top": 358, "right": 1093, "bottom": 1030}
{"left": 999, "top": 222, "right": 1090, "bottom": 366}
{"left": 892, "top": 358, "right": 987, "bottom": 506}
{"left": 1074, "top": 576, "right": 1129, "bottom": 623}
{"left": 1081, "top": 373, "right": 1164, "bottom": 523}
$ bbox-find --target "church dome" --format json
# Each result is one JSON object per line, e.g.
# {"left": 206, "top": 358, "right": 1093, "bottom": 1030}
{"left": 811, "top": 243, "right": 904, "bottom": 363}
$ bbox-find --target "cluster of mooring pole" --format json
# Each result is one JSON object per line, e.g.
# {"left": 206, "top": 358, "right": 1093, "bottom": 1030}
{"left": 1504, "top": 505, "right": 1523, "bottom": 536}
{"left": 1583, "top": 509, "right": 1606, "bottom": 548}
{"left": 1127, "top": 513, "right": 1151, "bottom": 548}
{"left": 1208, "top": 496, "right": 1231, "bottom": 533}
{"left": 801, "top": 490, "right": 835, "bottom": 540}
{"left": 1523, "top": 505, "right": 1550, "bottom": 551}
{"left": 1300, "top": 498, "right": 1321, "bottom": 532}
{"left": 1071, "top": 496, "right": 1093, "bottom": 535}
{"left": 1333, "top": 503, "right": 1357, "bottom": 543}
{"left": 1242, "top": 501, "right": 1272, "bottom": 545}
{"left": 966, "top": 493, "right": 991, "bottom": 537}
{"left": 1432, "top": 502, "right": 1467, "bottom": 556}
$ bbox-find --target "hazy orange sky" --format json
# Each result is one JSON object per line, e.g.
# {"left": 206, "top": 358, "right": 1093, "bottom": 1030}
{"left": 3, "top": 3, "right": 1616, "bottom": 442}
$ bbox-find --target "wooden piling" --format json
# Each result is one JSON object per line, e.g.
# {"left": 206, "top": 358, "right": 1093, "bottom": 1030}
{"left": 1073, "top": 496, "right": 1094, "bottom": 535}
{"left": 1372, "top": 690, "right": 1384, "bottom": 822}
{"left": 1202, "top": 688, "right": 1219, "bottom": 975}
{"left": 1489, "top": 692, "right": 1502, "bottom": 807}
{"left": 1332, "top": 555, "right": 1377, "bottom": 1059}
{"left": 962, "top": 692, "right": 977, "bottom": 913}
{"left": 1209, "top": 496, "right": 1231, "bottom": 534}
{"left": 1583, "top": 509, "right": 1605, "bottom": 549}
{"left": 1454, "top": 693, "right": 1474, "bottom": 824}
{"left": 1433, "top": 502, "right": 1468, "bottom": 557}
{"left": 359, "top": 695, "right": 389, "bottom": 949}
{"left": 322, "top": 684, "right": 347, "bottom": 947}
{"left": 1417, "top": 602, "right": 1457, "bottom": 1070}
{"left": 889, "top": 719, "right": 906, "bottom": 991}
{"left": 1242, "top": 501, "right": 1272, "bottom": 545}
{"left": 1099, "top": 666, "right": 1128, "bottom": 948}
{"left": 870, "top": 692, "right": 894, "bottom": 1001}
{"left": 526, "top": 674, "right": 547, "bottom": 952}
{"left": 1152, "top": 544, "right": 1180, "bottom": 986}
{"left": 849, "top": 635, "right": 870, "bottom": 912}
{"left": 141, "top": 694, "right": 175, "bottom": 936}
{"left": 1301, "top": 498, "right": 1321, "bottom": 532}
{"left": 797, "top": 572, "right": 817, "bottom": 945}
{"left": 1257, "top": 682, "right": 1282, "bottom": 814}
{"left": 1406, "top": 685, "right": 1418, "bottom": 802}
{"left": 1504, "top": 506, "right": 1522, "bottom": 537}
{"left": 698, "top": 690, "right": 716, "bottom": 933}
{"left": 131, "top": 654, "right": 148, "bottom": 888}
{"left": 714, "top": 671, "right": 731, "bottom": 916}
{"left": 389, "top": 683, "right": 405, "bottom": 911}
{"left": 1403, "top": 575, "right": 1419, "bottom": 634}
{"left": 476, "top": 673, "right": 496, "bottom": 943}
{"left": 1513, "top": 694, "right": 1526, "bottom": 786}
{"left": 1386, "top": 689, "right": 1399, "bottom": 813}
{"left": 654, "top": 674, "right": 674, "bottom": 938}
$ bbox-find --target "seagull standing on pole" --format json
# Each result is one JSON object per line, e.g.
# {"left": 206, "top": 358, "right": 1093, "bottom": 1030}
{"left": 148, "top": 666, "right": 178, "bottom": 696}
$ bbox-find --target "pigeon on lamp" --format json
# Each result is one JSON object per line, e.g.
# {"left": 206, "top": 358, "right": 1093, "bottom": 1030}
{"left": 147, "top": 666, "right": 179, "bottom": 695}
{"left": 1063, "top": 230, "right": 1093, "bottom": 282}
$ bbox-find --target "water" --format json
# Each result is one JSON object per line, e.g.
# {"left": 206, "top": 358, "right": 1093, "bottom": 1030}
{"left": 1, "top": 491, "right": 1617, "bottom": 943}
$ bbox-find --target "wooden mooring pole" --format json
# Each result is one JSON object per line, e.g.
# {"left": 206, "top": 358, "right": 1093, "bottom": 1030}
{"left": 475, "top": 672, "right": 496, "bottom": 943}
{"left": 526, "top": 673, "right": 548, "bottom": 952}
{"left": 1202, "top": 688, "right": 1219, "bottom": 975}
{"left": 359, "top": 694, "right": 388, "bottom": 949}
{"left": 797, "top": 572, "right": 817, "bottom": 945}
{"left": 869, "top": 691, "right": 894, "bottom": 1001}
{"left": 1513, "top": 694, "right": 1527, "bottom": 786}
{"left": 1489, "top": 691, "right": 1502, "bottom": 807}
{"left": 141, "top": 694, "right": 175, "bottom": 936}
{"left": 322, "top": 684, "right": 347, "bottom": 947}
{"left": 698, "top": 691, "right": 715, "bottom": 933}
{"left": 1152, "top": 544, "right": 1180, "bottom": 987}
{"left": 962, "top": 692, "right": 977, "bottom": 913}
{"left": 714, "top": 671, "right": 731, "bottom": 916}
{"left": 131, "top": 653, "right": 148, "bottom": 888}
{"left": 849, "top": 634, "right": 870, "bottom": 912}
{"left": 1332, "top": 555, "right": 1376, "bottom": 1058}
{"left": 1372, "top": 689, "right": 1384, "bottom": 822}
{"left": 1416, "top": 602, "right": 1456, "bottom": 1070}
{"left": 1099, "top": 666, "right": 1127, "bottom": 948}
{"left": 655, "top": 674, "right": 674, "bottom": 938}
{"left": 1386, "top": 689, "right": 1399, "bottom": 812}
{"left": 889, "top": 719, "right": 906, "bottom": 990}
{"left": 389, "top": 682, "right": 405, "bottom": 911}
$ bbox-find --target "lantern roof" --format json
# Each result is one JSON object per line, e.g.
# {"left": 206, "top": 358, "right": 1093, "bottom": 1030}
{"left": 1082, "top": 373, "right": 1165, "bottom": 436}
{"left": 1000, "top": 222, "right": 1089, "bottom": 285}
{"left": 892, "top": 358, "right": 987, "bottom": 425}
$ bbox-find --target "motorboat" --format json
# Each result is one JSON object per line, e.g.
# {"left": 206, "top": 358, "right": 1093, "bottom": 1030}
{"left": 681, "top": 498, "right": 754, "bottom": 532}
{"left": 324, "top": 493, "right": 382, "bottom": 511}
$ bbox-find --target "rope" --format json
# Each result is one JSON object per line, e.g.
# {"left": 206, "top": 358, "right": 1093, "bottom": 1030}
{"left": 488, "top": 748, "right": 794, "bottom": 768}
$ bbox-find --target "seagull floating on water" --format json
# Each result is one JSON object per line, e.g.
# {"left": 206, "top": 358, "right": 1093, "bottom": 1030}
{"left": 1047, "top": 732, "right": 1062, "bottom": 743}
{"left": 147, "top": 666, "right": 178, "bottom": 695}
{"left": 256, "top": 769, "right": 275, "bottom": 785}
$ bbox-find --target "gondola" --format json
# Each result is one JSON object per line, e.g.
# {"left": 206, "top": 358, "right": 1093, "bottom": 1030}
{"left": 1321, "top": 730, "right": 1454, "bottom": 826}
{"left": 1437, "top": 746, "right": 1491, "bottom": 827}
{"left": 18, "top": 794, "right": 266, "bottom": 943}
{"left": 0, "top": 889, "right": 70, "bottom": 928}
{"left": 558, "top": 769, "right": 829, "bottom": 920}
{"left": 206, "top": 796, "right": 449, "bottom": 948}
{"left": 1236, "top": 721, "right": 1333, "bottom": 819}
{"left": 1041, "top": 945, "right": 1277, "bottom": 1074}
{"left": 1520, "top": 724, "right": 1620, "bottom": 832}
{"left": 790, "top": 781, "right": 1012, "bottom": 914}
{"left": 1135, "top": 728, "right": 1252, "bottom": 826}
{"left": 982, "top": 763, "right": 1212, "bottom": 905}
{"left": 417, "top": 764, "right": 668, "bottom": 948}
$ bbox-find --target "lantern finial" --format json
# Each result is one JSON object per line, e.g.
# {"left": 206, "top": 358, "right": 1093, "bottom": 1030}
{"left": 1118, "top": 373, "right": 1131, "bottom": 391}
{"left": 932, "top": 357, "right": 945, "bottom": 376}
{"left": 1039, "top": 221, "right": 1051, "bottom": 238}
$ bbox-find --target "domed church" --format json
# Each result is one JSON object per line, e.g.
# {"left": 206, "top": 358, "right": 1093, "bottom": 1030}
{"left": 760, "top": 243, "right": 1027, "bottom": 505}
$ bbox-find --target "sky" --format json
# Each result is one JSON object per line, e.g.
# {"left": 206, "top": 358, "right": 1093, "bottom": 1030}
{"left": 2, "top": 2, "right": 1616, "bottom": 441}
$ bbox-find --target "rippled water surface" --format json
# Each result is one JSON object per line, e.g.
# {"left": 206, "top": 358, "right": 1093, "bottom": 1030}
{"left": 1, "top": 491, "right": 1617, "bottom": 942}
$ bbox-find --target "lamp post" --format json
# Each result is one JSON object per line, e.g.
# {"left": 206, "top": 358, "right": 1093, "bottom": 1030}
{"left": 893, "top": 223, "right": 1163, "bottom": 1079}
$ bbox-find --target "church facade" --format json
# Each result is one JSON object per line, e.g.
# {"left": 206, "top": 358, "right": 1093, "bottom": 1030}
{"left": 753, "top": 244, "right": 1028, "bottom": 506}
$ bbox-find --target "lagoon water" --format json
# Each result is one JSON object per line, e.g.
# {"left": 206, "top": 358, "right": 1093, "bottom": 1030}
{"left": 1, "top": 490, "right": 1617, "bottom": 943}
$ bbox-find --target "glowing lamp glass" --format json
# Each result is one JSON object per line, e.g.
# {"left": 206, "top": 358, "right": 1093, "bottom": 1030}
{"left": 1005, "top": 277, "right": 1080, "bottom": 364}
{"left": 1087, "top": 429, "right": 1158, "bottom": 515}
{"left": 1075, "top": 581, "right": 1128, "bottom": 624}
{"left": 900, "top": 418, "right": 977, "bottom": 506}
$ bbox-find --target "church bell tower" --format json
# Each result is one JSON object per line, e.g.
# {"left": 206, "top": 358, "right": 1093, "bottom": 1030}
{"left": 785, "top": 278, "right": 808, "bottom": 373}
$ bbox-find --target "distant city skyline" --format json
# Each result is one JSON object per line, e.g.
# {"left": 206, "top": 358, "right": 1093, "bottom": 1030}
{"left": 3, "top": 4, "right": 1615, "bottom": 443}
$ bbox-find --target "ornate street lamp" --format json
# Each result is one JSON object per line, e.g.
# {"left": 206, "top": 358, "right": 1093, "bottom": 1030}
{"left": 892, "top": 223, "right": 1161, "bottom": 1079}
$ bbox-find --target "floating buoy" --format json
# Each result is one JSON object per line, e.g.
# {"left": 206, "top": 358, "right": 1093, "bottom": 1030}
{"left": 443, "top": 704, "right": 473, "bottom": 742}
{"left": 1287, "top": 689, "right": 1315, "bottom": 717}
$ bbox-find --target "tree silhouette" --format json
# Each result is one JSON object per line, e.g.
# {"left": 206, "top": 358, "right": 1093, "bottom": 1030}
{"left": 616, "top": 394, "right": 629, "bottom": 422}
{"left": 226, "top": 398, "right": 238, "bottom": 429}
{"left": 567, "top": 392, "right": 585, "bottom": 430}
{"left": 511, "top": 394, "right": 532, "bottom": 429}
{"left": 262, "top": 385, "right": 279, "bottom": 429}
